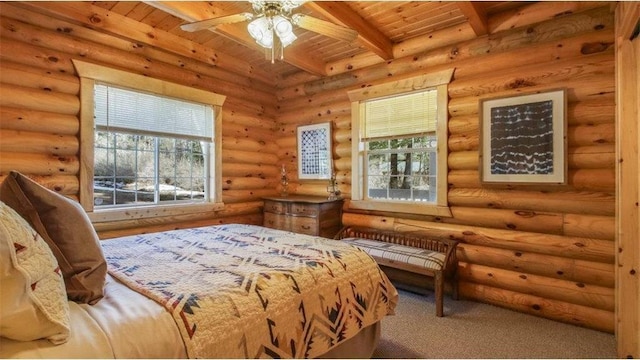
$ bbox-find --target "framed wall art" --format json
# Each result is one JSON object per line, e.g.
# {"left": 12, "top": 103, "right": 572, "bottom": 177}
{"left": 297, "top": 122, "right": 333, "bottom": 180}
{"left": 479, "top": 89, "right": 567, "bottom": 185}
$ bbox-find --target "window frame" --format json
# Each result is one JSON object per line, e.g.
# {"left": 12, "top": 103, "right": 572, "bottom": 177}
{"left": 347, "top": 69, "right": 454, "bottom": 217}
{"left": 73, "top": 60, "right": 226, "bottom": 222}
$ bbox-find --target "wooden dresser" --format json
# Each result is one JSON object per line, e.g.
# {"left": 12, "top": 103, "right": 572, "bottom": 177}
{"left": 262, "top": 195, "right": 343, "bottom": 238}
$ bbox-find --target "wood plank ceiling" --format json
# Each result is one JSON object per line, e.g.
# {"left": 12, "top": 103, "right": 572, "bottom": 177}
{"left": 89, "top": 1, "right": 526, "bottom": 84}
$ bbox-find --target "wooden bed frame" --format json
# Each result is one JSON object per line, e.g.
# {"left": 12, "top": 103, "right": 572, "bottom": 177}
{"left": 335, "top": 225, "right": 459, "bottom": 317}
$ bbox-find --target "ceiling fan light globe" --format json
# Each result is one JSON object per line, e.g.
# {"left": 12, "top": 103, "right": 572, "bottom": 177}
{"left": 273, "top": 15, "right": 292, "bottom": 36}
{"left": 247, "top": 16, "right": 267, "bottom": 38}
{"left": 278, "top": 31, "right": 297, "bottom": 48}
{"left": 248, "top": 16, "right": 273, "bottom": 48}
{"left": 256, "top": 30, "right": 274, "bottom": 48}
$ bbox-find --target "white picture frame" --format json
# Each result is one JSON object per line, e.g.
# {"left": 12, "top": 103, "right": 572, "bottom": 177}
{"left": 297, "top": 122, "right": 333, "bottom": 180}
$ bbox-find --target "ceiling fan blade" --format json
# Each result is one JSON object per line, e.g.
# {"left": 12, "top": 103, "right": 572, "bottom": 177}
{"left": 180, "top": 13, "right": 253, "bottom": 32}
{"left": 292, "top": 14, "right": 358, "bottom": 43}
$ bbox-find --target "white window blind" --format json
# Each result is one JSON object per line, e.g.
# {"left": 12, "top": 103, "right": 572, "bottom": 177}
{"left": 363, "top": 89, "right": 437, "bottom": 140}
{"left": 94, "top": 84, "right": 214, "bottom": 141}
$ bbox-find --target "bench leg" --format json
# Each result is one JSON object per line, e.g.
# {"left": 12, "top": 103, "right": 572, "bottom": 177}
{"left": 435, "top": 272, "right": 444, "bottom": 317}
{"left": 452, "top": 274, "right": 459, "bottom": 301}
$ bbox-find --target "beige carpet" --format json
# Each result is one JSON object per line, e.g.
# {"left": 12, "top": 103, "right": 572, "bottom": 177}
{"left": 372, "top": 287, "right": 616, "bottom": 359}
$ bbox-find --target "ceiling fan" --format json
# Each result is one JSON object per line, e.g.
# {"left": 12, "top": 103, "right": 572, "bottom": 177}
{"left": 180, "top": 0, "right": 358, "bottom": 63}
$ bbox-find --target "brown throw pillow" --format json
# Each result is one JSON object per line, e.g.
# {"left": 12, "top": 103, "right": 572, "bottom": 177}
{"left": 0, "top": 171, "right": 106, "bottom": 304}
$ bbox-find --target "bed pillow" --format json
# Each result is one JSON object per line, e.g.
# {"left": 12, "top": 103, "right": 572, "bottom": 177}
{"left": 0, "top": 171, "right": 107, "bottom": 304}
{"left": 0, "top": 201, "right": 70, "bottom": 344}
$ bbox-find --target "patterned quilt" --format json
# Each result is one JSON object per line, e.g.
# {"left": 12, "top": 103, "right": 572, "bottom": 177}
{"left": 101, "top": 224, "right": 398, "bottom": 358}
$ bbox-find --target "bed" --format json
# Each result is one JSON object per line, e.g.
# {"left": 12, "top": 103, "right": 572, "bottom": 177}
{"left": 0, "top": 172, "right": 397, "bottom": 359}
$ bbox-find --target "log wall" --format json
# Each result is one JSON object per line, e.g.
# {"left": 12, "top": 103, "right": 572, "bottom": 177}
{"left": 0, "top": 1, "right": 622, "bottom": 335}
{"left": 276, "top": 6, "right": 617, "bottom": 332}
{"left": 0, "top": 2, "right": 278, "bottom": 237}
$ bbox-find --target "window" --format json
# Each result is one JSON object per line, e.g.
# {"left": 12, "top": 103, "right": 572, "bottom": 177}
{"left": 364, "top": 90, "right": 438, "bottom": 202}
{"left": 348, "top": 69, "right": 454, "bottom": 217}
{"left": 93, "top": 84, "right": 212, "bottom": 208}
{"left": 74, "top": 60, "right": 225, "bottom": 220}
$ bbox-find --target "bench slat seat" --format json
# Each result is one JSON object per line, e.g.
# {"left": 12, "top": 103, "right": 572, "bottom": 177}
{"left": 335, "top": 226, "right": 459, "bottom": 317}
{"left": 341, "top": 238, "right": 446, "bottom": 271}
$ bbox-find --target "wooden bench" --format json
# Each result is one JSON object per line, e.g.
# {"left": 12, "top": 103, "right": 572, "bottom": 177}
{"left": 335, "top": 225, "right": 459, "bottom": 317}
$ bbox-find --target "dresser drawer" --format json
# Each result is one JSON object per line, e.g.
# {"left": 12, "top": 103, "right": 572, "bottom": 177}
{"left": 262, "top": 196, "right": 343, "bottom": 238}
{"left": 264, "top": 200, "right": 286, "bottom": 214}
{"left": 289, "top": 217, "right": 317, "bottom": 235}
{"left": 263, "top": 212, "right": 288, "bottom": 230}
{"left": 290, "top": 203, "right": 318, "bottom": 217}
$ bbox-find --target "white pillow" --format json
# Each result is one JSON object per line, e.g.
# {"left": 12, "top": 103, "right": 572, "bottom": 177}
{"left": 0, "top": 201, "right": 70, "bottom": 344}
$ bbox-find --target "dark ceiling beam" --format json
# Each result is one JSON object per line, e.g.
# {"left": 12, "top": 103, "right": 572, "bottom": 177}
{"left": 147, "top": 1, "right": 327, "bottom": 76}
{"left": 457, "top": 2, "right": 489, "bottom": 36}
{"left": 305, "top": 1, "right": 394, "bottom": 60}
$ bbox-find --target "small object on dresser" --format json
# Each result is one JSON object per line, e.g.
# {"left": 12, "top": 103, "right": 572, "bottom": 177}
{"left": 327, "top": 172, "right": 341, "bottom": 200}
{"left": 280, "top": 164, "right": 289, "bottom": 197}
